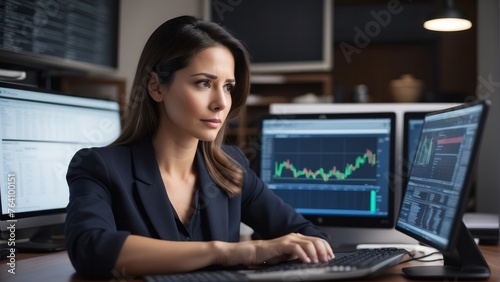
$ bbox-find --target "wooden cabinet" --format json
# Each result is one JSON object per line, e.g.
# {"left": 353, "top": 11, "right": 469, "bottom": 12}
{"left": 231, "top": 72, "right": 333, "bottom": 148}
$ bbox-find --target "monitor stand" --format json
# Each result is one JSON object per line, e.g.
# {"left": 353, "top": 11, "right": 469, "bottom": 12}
{"left": 402, "top": 221, "right": 490, "bottom": 280}
{"left": 14, "top": 234, "right": 66, "bottom": 253}
{"left": 2, "top": 225, "right": 66, "bottom": 253}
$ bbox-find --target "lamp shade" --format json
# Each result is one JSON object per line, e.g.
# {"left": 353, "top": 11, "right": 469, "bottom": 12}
{"left": 424, "top": 0, "right": 472, "bottom": 32}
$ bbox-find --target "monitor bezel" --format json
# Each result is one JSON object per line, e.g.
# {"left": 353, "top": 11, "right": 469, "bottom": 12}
{"left": 259, "top": 112, "right": 397, "bottom": 229}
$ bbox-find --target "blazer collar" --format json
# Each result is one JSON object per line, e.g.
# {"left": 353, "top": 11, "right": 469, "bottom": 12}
{"left": 130, "top": 137, "right": 229, "bottom": 241}
{"left": 194, "top": 148, "right": 229, "bottom": 241}
{"left": 130, "top": 137, "right": 178, "bottom": 240}
{"left": 130, "top": 136, "right": 161, "bottom": 185}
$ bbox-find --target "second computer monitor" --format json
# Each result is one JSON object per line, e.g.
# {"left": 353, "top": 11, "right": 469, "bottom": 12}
{"left": 260, "top": 112, "right": 396, "bottom": 228}
{"left": 396, "top": 101, "right": 491, "bottom": 280}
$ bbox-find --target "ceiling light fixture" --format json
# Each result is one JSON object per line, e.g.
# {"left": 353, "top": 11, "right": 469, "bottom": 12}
{"left": 424, "top": 0, "right": 472, "bottom": 32}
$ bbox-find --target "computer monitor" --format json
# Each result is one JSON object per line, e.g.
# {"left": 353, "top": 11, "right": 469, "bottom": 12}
{"left": 203, "top": 0, "right": 332, "bottom": 73}
{"left": 0, "top": 82, "right": 121, "bottom": 251}
{"left": 396, "top": 100, "right": 490, "bottom": 280}
{"left": 260, "top": 112, "right": 396, "bottom": 229}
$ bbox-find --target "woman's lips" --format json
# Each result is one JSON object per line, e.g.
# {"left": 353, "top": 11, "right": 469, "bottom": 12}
{"left": 201, "top": 118, "right": 221, "bottom": 128}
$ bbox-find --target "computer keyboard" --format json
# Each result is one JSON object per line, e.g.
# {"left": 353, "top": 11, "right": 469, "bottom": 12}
{"left": 145, "top": 248, "right": 408, "bottom": 282}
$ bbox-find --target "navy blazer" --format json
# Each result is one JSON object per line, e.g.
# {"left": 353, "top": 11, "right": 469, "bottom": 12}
{"left": 65, "top": 137, "right": 328, "bottom": 278}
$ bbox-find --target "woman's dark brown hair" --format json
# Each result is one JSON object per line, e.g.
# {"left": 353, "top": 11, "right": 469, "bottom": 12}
{"left": 113, "top": 15, "right": 251, "bottom": 196}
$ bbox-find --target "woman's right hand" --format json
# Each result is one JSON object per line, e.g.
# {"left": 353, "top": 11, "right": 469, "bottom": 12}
{"left": 215, "top": 233, "right": 334, "bottom": 267}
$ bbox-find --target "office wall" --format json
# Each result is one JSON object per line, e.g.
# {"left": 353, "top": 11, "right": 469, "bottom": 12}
{"left": 476, "top": 0, "right": 500, "bottom": 214}
{"left": 116, "top": 0, "right": 202, "bottom": 97}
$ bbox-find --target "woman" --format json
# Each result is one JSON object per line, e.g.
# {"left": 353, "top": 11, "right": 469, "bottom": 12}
{"left": 65, "top": 15, "right": 333, "bottom": 279}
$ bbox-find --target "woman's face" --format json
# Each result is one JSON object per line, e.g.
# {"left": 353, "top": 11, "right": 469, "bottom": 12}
{"left": 155, "top": 46, "right": 235, "bottom": 142}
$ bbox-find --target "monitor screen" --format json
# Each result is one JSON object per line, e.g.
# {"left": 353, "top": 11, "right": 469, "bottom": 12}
{"left": 260, "top": 113, "right": 396, "bottom": 228}
{"left": 0, "top": 82, "right": 121, "bottom": 250}
{"left": 396, "top": 101, "right": 490, "bottom": 279}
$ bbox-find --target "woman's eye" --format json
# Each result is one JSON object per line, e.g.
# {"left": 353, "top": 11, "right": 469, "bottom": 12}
{"left": 196, "top": 80, "right": 211, "bottom": 88}
{"left": 224, "top": 84, "right": 235, "bottom": 93}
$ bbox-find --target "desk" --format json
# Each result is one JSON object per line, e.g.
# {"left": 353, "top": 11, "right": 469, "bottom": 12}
{"left": 1, "top": 245, "right": 499, "bottom": 281}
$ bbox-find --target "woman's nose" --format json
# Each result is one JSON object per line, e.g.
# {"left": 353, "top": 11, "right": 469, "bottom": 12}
{"left": 210, "top": 88, "right": 228, "bottom": 111}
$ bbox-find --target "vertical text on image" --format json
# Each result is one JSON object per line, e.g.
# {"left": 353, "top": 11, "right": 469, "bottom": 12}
{"left": 6, "top": 172, "right": 17, "bottom": 274}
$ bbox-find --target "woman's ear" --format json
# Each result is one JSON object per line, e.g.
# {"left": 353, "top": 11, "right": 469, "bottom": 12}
{"left": 148, "top": 72, "right": 163, "bottom": 102}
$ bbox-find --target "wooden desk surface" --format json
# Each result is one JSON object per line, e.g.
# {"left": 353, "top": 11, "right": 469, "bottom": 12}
{"left": 1, "top": 244, "right": 499, "bottom": 281}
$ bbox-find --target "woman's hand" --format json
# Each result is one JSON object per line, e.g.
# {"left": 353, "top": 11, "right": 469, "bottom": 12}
{"left": 114, "top": 234, "right": 333, "bottom": 275}
{"left": 216, "top": 233, "right": 334, "bottom": 267}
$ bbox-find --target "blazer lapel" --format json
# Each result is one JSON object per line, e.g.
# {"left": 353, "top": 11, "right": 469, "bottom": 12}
{"left": 131, "top": 138, "right": 179, "bottom": 240}
{"left": 195, "top": 150, "right": 229, "bottom": 241}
